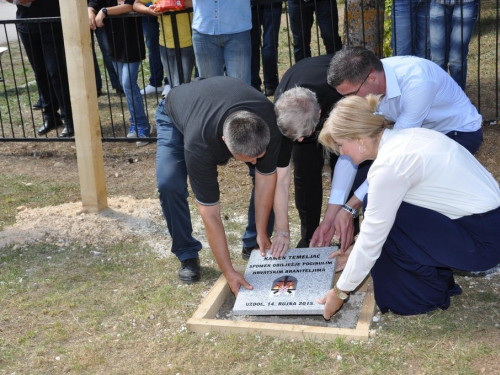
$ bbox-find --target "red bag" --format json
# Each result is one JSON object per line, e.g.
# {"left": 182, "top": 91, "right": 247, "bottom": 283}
{"left": 151, "top": 0, "right": 185, "bottom": 13}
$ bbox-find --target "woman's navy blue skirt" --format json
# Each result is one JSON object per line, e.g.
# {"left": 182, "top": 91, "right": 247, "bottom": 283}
{"left": 369, "top": 202, "right": 500, "bottom": 315}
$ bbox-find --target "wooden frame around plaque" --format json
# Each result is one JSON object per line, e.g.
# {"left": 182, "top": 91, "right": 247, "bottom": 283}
{"left": 187, "top": 266, "right": 377, "bottom": 341}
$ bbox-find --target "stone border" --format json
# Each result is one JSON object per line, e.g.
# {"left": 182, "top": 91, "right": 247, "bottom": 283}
{"left": 187, "top": 266, "right": 377, "bottom": 341}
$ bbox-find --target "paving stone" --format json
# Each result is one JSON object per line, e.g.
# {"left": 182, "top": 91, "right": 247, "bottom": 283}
{"left": 233, "top": 247, "right": 337, "bottom": 315}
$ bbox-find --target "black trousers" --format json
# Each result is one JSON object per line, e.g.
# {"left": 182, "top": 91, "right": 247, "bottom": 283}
{"left": 18, "top": 25, "right": 73, "bottom": 127}
{"left": 292, "top": 139, "right": 338, "bottom": 246}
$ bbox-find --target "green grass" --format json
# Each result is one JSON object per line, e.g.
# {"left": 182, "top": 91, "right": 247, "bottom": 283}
{"left": 0, "top": 173, "right": 80, "bottom": 230}
{"left": 1, "top": 223, "right": 499, "bottom": 374}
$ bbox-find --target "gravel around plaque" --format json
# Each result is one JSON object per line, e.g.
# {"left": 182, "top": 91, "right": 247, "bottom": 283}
{"left": 216, "top": 290, "right": 366, "bottom": 329}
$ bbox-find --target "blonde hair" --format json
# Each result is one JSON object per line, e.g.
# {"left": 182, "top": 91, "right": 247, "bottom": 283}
{"left": 318, "top": 94, "right": 393, "bottom": 155}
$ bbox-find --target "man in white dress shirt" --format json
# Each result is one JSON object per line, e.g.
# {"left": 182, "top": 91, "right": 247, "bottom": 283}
{"left": 310, "top": 47, "right": 483, "bottom": 252}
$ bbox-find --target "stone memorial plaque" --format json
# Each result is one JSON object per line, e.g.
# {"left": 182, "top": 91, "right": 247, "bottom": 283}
{"left": 233, "top": 247, "right": 337, "bottom": 316}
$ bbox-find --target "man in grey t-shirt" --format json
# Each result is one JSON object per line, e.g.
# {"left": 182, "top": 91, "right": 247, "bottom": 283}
{"left": 156, "top": 77, "right": 283, "bottom": 295}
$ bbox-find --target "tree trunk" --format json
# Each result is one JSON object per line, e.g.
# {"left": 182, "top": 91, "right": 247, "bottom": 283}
{"left": 344, "top": 0, "right": 385, "bottom": 56}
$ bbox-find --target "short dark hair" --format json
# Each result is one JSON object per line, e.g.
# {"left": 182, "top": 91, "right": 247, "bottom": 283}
{"left": 222, "top": 111, "right": 270, "bottom": 157}
{"left": 327, "top": 47, "right": 384, "bottom": 88}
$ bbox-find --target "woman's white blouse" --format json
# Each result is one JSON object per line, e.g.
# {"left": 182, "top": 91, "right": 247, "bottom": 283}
{"left": 337, "top": 128, "right": 500, "bottom": 291}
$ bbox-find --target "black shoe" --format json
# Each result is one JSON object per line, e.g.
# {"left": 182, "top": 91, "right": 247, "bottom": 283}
{"left": 32, "top": 100, "right": 43, "bottom": 110}
{"left": 38, "top": 116, "right": 62, "bottom": 135}
{"left": 296, "top": 238, "right": 310, "bottom": 248}
{"left": 264, "top": 87, "right": 276, "bottom": 97}
{"left": 59, "top": 126, "right": 74, "bottom": 137}
{"left": 178, "top": 258, "right": 201, "bottom": 283}
{"left": 115, "top": 87, "right": 124, "bottom": 94}
{"left": 242, "top": 246, "right": 258, "bottom": 260}
{"left": 97, "top": 89, "right": 103, "bottom": 97}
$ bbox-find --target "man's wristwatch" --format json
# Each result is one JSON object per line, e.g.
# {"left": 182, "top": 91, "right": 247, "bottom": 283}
{"left": 341, "top": 204, "right": 359, "bottom": 219}
{"left": 334, "top": 285, "right": 349, "bottom": 300}
{"left": 101, "top": 7, "right": 108, "bottom": 16}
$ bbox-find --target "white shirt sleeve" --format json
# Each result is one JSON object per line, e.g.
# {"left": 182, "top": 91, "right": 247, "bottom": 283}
{"left": 393, "top": 79, "right": 440, "bottom": 129}
{"left": 328, "top": 155, "right": 358, "bottom": 205}
{"left": 336, "top": 161, "right": 416, "bottom": 291}
{"left": 353, "top": 179, "right": 368, "bottom": 202}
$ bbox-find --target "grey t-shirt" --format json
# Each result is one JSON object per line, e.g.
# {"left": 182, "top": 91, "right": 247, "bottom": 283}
{"left": 165, "top": 76, "right": 282, "bottom": 205}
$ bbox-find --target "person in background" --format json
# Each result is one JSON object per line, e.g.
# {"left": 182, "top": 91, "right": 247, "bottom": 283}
{"left": 391, "top": 0, "right": 430, "bottom": 58}
{"left": 140, "top": 12, "right": 170, "bottom": 96}
{"left": 191, "top": 0, "right": 252, "bottom": 85}
{"left": 317, "top": 94, "right": 500, "bottom": 318}
{"left": 90, "top": 24, "right": 121, "bottom": 96}
{"left": 10, "top": 0, "right": 74, "bottom": 137}
{"left": 287, "top": 0, "right": 342, "bottom": 63}
{"left": 133, "top": 0, "right": 195, "bottom": 89}
{"left": 429, "top": 0, "right": 478, "bottom": 90}
{"left": 250, "top": 0, "right": 283, "bottom": 97}
{"left": 88, "top": 0, "right": 152, "bottom": 146}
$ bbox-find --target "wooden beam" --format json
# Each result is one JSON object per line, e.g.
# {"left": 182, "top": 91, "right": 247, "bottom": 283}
{"left": 59, "top": 0, "right": 108, "bottom": 212}
{"left": 356, "top": 278, "right": 376, "bottom": 332}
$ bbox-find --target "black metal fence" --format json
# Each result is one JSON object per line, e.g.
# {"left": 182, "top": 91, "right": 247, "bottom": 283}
{"left": 0, "top": 0, "right": 498, "bottom": 143}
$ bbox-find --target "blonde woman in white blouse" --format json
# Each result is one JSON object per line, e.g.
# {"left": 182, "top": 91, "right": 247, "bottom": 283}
{"left": 317, "top": 94, "right": 500, "bottom": 318}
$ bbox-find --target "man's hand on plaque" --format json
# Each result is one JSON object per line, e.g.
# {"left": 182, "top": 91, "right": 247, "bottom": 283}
{"left": 310, "top": 219, "right": 335, "bottom": 248}
{"left": 269, "top": 230, "right": 290, "bottom": 258}
{"left": 317, "top": 289, "right": 344, "bottom": 320}
{"left": 332, "top": 209, "right": 355, "bottom": 254}
{"left": 328, "top": 244, "right": 353, "bottom": 272}
{"left": 227, "top": 269, "right": 253, "bottom": 296}
{"left": 256, "top": 233, "right": 272, "bottom": 257}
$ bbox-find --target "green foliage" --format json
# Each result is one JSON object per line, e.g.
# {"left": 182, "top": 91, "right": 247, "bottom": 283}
{"left": 383, "top": 0, "right": 393, "bottom": 56}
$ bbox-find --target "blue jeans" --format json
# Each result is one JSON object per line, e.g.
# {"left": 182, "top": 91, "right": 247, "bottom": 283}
{"left": 159, "top": 45, "right": 195, "bottom": 87}
{"left": 192, "top": 29, "right": 252, "bottom": 85}
{"left": 391, "top": 0, "right": 430, "bottom": 58}
{"left": 92, "top": 28, "right": 120, "bottom": 90}
{"left": 251, "top": 2, "right": 283, "bottom": 91}
{"left": 142, "top": 15, "right": 168, "bottom": 87}
{"left": 242, "top": 165, "right": 275, "bottom": 248}
{"left": 112, "top": 61, "right": 148, "bottom": 131}
{"left": 430, "top": 0, "right": 478, "bottom": 90}
{"left": 156, "top": 99, "right": 203, "bottom": 260}
{"left": 288, "top": 0, "right": 342, "bottom": 63}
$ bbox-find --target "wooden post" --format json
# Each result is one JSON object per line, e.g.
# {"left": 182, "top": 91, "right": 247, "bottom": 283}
{"left": 58, "top": 0, "right": 108, "bottom": 212}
